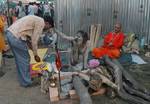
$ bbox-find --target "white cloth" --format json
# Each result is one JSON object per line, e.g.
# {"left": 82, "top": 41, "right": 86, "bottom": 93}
{"left": 131, "top": 54, "right": 147, "bottom": 64}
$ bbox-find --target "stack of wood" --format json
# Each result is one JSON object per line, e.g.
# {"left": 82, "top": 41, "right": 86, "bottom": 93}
{"left": 46, "top": 56, "right": 150, "bottom": 104}
{"left": 89, "top": 24, "right": 102, "bottom": 50}
{"left": 104, "top": 56, "right": 150, "bottom": 104}
{"left": 71, "top": 56, "right": 150, "bottom": 104}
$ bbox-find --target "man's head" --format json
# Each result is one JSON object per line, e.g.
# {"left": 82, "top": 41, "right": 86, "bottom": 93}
{"left": 114, "top": 23, "right": 122, "bottom": 33}
{"left": 18, "top": 1, "right": 22, "bottom": 6}
{"left": 75, "top": 30, "right": 89, "bottom": 45}
{"left": 43, "top": 16, "right": 54, "bottom": 31}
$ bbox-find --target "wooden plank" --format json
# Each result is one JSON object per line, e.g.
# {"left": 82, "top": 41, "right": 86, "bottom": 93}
{"left": 89, "top": 25, "right": 93, "bottom": 50}
{"left": 90, "top": 25, "right": 97, "bottom": 50}
{"left": 92, "top": 25, "right": 97, "bottom": 49}
{"left": 94, "top": 24, "right": 102, "bottom": 48}
{"left": 89, "top": 24, "right": 102, "bottom": 50}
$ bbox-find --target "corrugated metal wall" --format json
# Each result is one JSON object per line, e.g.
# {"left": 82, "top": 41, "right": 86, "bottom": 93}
{"left": 55, "top": 0, "right": 150, "bottom": 45}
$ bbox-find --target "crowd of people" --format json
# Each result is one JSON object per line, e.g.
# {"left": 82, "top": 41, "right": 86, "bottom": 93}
{"left": 8, "top": 1, "right": 54, "bottom": 25}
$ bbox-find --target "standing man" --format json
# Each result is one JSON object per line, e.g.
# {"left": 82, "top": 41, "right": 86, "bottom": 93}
{"left": 43, "top": 2, "right": 51, "bottom": 17}
{"left": 92, "top": 23, "right": 125, "bottom": 59}
{"left": 28, "top": 2, "right": 34, "bottom": 15}
{"left": 6, "top": 15, "right": 54, "bottom": 87}
{"left": 15, "top": 1, "right": 25, "bottom": 19}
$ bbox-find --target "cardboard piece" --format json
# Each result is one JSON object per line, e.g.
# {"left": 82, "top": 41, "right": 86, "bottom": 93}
{"left": 29, "top": 48, "right": 48, "bottom": 64}
{"left": 49, "top": 87, "right": 59, "bottom": 102}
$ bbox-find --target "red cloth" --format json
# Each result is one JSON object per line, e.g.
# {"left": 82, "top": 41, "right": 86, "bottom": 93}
{"left": 55, "top": 51, "right": 62, "bottom": 71}
{"left": 92, "top": 32, "right": 125, "bottom": 59}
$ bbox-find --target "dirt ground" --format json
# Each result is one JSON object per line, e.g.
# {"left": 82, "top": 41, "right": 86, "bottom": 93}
{"left": 0, "top": 53, "right": 150, "bottom": 104}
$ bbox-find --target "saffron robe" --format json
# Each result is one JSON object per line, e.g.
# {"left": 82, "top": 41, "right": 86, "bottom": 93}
{"left": 92, "top": 32, "right": 125, "bottom": 59}
{"left": 0, "top": 16, "right": 6, "bottom": 52}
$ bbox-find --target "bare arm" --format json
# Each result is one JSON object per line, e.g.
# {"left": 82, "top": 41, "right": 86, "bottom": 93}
{"left": 55, "top": 29, "right": 75, "bottom": 41}
{"left": 31, "top": 21, "right": 44, "bottom": 56}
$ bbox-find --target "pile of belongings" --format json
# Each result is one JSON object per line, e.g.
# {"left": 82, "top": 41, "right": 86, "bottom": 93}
{"left": 119, "top": 33, "right": 147, "bottom": 65}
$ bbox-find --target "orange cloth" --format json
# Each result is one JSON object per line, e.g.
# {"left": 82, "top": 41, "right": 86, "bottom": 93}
{"left": 0, "top": 16, "right": 6, "bottom": 52}
{"left": 92, "top": 32, "right": 125, "bottom": 59}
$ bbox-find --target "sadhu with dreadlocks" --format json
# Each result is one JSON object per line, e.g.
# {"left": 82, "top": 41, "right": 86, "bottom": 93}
{"left": 55, "top": 29, "right": 90, "bottom": 68}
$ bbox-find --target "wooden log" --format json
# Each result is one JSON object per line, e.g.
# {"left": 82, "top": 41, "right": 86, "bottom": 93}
{"left": 99, "top": 66, "right": 112, "bottom": 80}
{"left": 118, "top": 88, "right": 150, "bottom": 104}
{"left": 89, "top": 67, "right": 117, "bottom": 90}
{"left": 104, "top": 56, "right": 123, "bottom": 91}
{"left": 104, "top": 56, "right": 150, "bottom": 104}
{"left": 94, "top": 69, "right": 118, "bottom": 90}
{"left": 123, "top": 83, "right": 150, "bottom": 101}
{"left": 112, "top": 59, "right": 149, "bottom": 94}
{"left": 72, "top": 75, "right": 92, "bottom": 104}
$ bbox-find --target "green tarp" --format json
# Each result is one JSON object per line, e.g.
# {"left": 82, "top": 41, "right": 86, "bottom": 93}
{"left": 8, "top": 2, "right": 17, "bottom": 8}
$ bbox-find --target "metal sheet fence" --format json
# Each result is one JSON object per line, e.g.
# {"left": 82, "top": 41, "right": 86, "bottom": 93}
{"left": 55, "top": 0, "right": 150, "bottom": 46}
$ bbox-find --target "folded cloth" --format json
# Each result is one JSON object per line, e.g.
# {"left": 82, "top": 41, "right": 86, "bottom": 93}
{"left": 131, "top": 54, "right": 147, "bottom": 64}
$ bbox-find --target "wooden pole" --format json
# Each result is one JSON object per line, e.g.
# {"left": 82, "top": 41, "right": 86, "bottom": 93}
{"left": 58, "top": 70, "right": 61, "bottom": 97}
{"left": 55, "top": 42, "right": 62, "bottom": 98}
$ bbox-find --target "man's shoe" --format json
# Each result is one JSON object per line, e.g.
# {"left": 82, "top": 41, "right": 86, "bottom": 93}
{"left": 24, "top": 79, "right": 40, "bottom": 88}
{"left": 26, "top": 81, "right": 40, "bottom": 88}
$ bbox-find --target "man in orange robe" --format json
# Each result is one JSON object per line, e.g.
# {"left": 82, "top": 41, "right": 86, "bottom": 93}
{"left": 92, "top": 23, "right": 125, "bottom": 59}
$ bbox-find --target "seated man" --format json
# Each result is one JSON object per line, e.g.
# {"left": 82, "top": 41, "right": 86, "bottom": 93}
{"left": 92, "top": 23, "right": 125, "bottom": 59}
{"left": 55, "top": 29, "right": 90, "bottom": 68}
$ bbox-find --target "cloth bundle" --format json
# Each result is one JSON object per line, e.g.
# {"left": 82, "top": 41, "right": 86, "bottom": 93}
{"left": 88, "top": 59, "right": 100, "bottom": 68}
